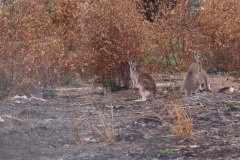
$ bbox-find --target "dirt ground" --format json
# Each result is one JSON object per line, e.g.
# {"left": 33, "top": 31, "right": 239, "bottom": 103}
{"left": 0, "top": 78, "right": 240, "bottom": 160}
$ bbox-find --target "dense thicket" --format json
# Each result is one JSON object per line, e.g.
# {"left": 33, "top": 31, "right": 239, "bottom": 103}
{"left": 0, "top": 0, "right": 239, "bottom": 97}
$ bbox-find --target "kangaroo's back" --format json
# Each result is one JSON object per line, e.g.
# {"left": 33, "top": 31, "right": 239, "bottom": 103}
{"left": 183, "top": 53, "right": 201, "bottom": 96}
{"left": 138, "top": 72, "right": 156, "bottom": 95}
{"left": 199, "top": 73, "right": 212, "bottom": 91}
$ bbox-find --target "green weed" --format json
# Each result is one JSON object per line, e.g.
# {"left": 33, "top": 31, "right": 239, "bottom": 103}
{"left": 103, "top": 79, "right": 119, "bottom": 92}
{"left": 226, "top": 102, "right": 235, "bottom": 107}
{"left": 162, "top": 149, "right": 173, "bottom": 154}
{"left": 42, "top": 90, "right": 58, "bottom": 99}
{"left": 27, "top": 148, "right": 42, "bottom": 155}
{"left": 61, "top": 74, "right": 74, "bottom": 86}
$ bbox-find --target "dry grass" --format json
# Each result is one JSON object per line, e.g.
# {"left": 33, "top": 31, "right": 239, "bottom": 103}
{"left": 154, "top": 101, "right": 193, "bottom": 137}
{"left": 167, "top": 102, "right": 193, "bottom": 136}
{"left": 72, "top": 120, "right": 84, "bottom": 147}
{"left": 87, "top": 105, "right": 116, "bottom": 143}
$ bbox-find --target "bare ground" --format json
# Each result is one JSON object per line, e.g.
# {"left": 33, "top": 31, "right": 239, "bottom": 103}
{"left": 0, "top": 82, "right": 240, "bottom": 160}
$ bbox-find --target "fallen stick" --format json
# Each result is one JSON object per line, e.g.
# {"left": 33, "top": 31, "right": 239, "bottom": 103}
{"left": 4, "top": 115, "right": 24, "bottom": 122}
{"left": 30, "top": 96, "right": 47, "bottom": 102}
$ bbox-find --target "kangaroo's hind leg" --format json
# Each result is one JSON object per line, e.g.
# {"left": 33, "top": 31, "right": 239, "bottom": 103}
{"left": 134, "top": 85, "right": 146, "bottom": 101}
{"left": 208, "top": 84, "right": 212, "bottom": 92}
{"left": 140, "top": 87, "right": 147, "bottom": 101}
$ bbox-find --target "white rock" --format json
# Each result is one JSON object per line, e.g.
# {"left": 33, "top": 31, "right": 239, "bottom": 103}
{"left": 189, "top": 145, "right": 200, "bottom": 148}
{"left": 13, "top": 95, "right": 28, "bottom": 100}
{"left": 84, "top": 137, "right": 96, "bottom": 142}
{"left": 0, "top": 116, "right": 4, "bottom": 122}
{"left": 229, "top": 87, "right": 235, "bottom": 92}
{"left": 14, "top": 100, "right": 22, "bottom": 104}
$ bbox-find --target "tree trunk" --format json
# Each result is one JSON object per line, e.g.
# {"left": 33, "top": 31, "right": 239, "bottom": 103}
{"left": 118, "top": 62, "right": 130, "bottom": 89}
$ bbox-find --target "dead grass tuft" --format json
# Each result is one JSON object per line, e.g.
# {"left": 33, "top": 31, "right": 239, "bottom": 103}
{"left": 154, "top": 101, "right": 193, "bottom": 136}
{"left": 87, "top": 105, "right": 116, "bottom": 143}
{"left": 168, "top": 102, "right": 193, "bottom": 136}
{"left": 72, "top": 119, "right": 84, "bottom": 147}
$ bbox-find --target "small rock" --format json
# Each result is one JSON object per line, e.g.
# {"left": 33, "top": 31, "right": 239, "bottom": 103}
{"left": 14, "top": 100, "right": 23, "bottom": 104}
{"left": 0, "top": 116, "right": 4, "bottom": 122}
{"left": 189, "top": 145, "right": 200, "bottom": 148}
{"left": 63, "top": 144, "right": 71, "bottom": 148}
{"left": 13, "top": 95, "right": 28, "bottom": 100}
{"left": 141, "top": 123, "right": 146, "bottom": 127}
{"left": 114, "top": 122, "right": 122, "bottom": 127}
{"left": 115, "top": 104, "right": 125, "bottom": 110}
{"left": 84, "top": 137, "right": 96, "bottom": 142}
{"left": 229, "top": 87, "right": 235, "bottom": 92}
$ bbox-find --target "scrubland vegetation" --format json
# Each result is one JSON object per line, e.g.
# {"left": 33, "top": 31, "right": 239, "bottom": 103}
{"left": 0, "top": 0, "right": 239, "bottom": 97}
{"left": 0, "top": 0, "right": 240, "bottom": 159}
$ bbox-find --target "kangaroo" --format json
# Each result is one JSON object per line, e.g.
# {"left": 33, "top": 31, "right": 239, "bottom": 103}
{"left": 183, "top": 53, "right": 201, "bottom": 96}
{"left": 129, "top": 61, "right": 156, "bottom": 101}
{"left": 199, "top": 59, "right": 212, "bottom": 92}
{"left": 199, "top": 73, "right": 212, "bottom": 92}
{"left": 129, "top": 62, "right": 138, "bottom": 88}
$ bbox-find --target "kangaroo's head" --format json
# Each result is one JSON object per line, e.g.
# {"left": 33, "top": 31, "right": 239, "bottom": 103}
{"left": 129, "top": 61, "right": 139, "bottom": 71}
{"left": 193, "top": 53, "right": 202, "bottom": 63}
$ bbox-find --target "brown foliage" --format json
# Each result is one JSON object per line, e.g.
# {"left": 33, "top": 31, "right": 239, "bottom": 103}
{"left": 0, "top": 0, "right": 84, "bottom": 95}
{"left": 145, "top": 0, "right": 199, "bottom": 72}
{"left": 85, "top": 0, "right": 149, "bottom": 87}
{"left": 199, "top": 0, "right": 240, "bottom": 71}
{"left": 0, "top": 1, "right": 54, "bottom": 94}
{"left": 0, "top": 0, "right": 239, "bottom": 97}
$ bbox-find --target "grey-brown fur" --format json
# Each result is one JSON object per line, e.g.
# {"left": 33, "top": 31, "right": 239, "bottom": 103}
{"left": 129, "top": 62, "right": 138, "bottom": 88}
{"left": 199, "top": 73, "right": 212, "bottom": 91}
{"left": 183, "top": 53, "right": 201, "bottom": 96}
{"left": 129, "top": 62, "right": 156, "bottom": 101}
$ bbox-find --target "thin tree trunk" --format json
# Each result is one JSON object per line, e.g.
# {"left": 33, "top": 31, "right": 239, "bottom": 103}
{"left": 123, "top": 62, "right": 130, "bottom": 89}
{"left": 118, "top": 62, "right": 130, "bottom": 89}
{"left": 171, "top": 46, "right": 178, "bottom": 68}
{"left": 166, "top": 52, "right": 173, "bottom": 74}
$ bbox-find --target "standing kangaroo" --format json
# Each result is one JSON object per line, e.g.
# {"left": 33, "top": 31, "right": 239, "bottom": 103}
{"left": 129, "top": 62, "right": 138, "bottom": 88}
{"left": 183, "top": 53, "right": 201, "bottom": 96}
{"left": 129, "top": 61, "right": 156, "bottom": 101}
{"left": 199, "top": 73, "right": 212, "bottom": 92}
{"left": 199, "top": 58, "right": 212, "bottom": 92}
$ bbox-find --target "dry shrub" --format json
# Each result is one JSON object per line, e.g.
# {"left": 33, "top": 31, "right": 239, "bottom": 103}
{"left": 155, "top": 101, "right": 193, "bottom": 136}
{"left": 199, "top": 0, "right": 240, "bottom": 72}
{"left": 88, "top": 105, "right": 115, "bottom": 143}
{"left": 85, "top": 0, "right": 149, "bottom": 88}
{"left": 0, "top": 1, "right": 65, "bottom": 94}
{"left": 141, "top": 0, "right": 204, "bottom": 73}
{"left": 0, "top": 0, "right": 239, "bottom": 97}
{"left": 72, "top": 120, "right": 84, "bottom": 147}
{"left": 168, "top": 102, "right": 193, "bottom": 136}
{"left": 51, "top": 0, "right": 88, "bottom": 74}
{"left": 144, "top": 0, "right": 240, "bottom": 73}
{"left": 0, "top": 0, "right": 88, "bottom": 96}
